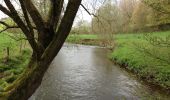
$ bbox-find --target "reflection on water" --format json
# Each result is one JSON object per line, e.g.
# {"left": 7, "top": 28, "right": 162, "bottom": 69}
{"left": 30, "top": 44, "right": 169, "bottom": 100}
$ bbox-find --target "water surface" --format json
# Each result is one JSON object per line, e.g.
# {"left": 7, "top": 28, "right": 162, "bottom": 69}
{"left": 30, "top": 44, "right": 169, "bottom": 100}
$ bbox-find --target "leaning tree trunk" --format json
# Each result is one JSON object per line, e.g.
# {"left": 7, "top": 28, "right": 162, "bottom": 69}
{"left": 3, "top": 58, "right": 45, "bottom": 99}
{"left": 4, "top": 57, "right": 52, "bottom": 100}
{"left": 0, "top": 0, "right": 82, "bottom": 100}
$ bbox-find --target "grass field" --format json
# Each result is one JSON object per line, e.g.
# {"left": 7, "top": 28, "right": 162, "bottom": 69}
{"left": 111, "top": 31, "right": 170, "bottom": 89}
{"left": 0, "top": 33, "right": 31, "bottom": 90}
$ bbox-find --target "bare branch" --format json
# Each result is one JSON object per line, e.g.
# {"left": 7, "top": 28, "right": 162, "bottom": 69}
{"left": 42, "top": 0, "right": 82, "bottom": 60}
{"left": 80, "top": 4, "right": 97, "bottom": 17}
{"left": 0, "top": 21, "right": 10, "bottom": 27}
{"left": 19, "top": 0, "right": 34, "bottom": 35}
{"left": 24, "top": 0, "right": 46, "bottom": 33}
{"left": 4, "top": 0, "right": 39, "bottom": 53}
{"left": 48, "top": 0, "right": 64, "bottom": 31}
{"left": 0, "top": 21, "right": 19, "bottom": 33}
{"left": 5, "top": 33, "right": 38, "bottom": 41}
{"left": 0, "top": 26, "right": 19, "bottom": 33}
{"left": 0, "top": 4, "right": 11, "bottom": 16}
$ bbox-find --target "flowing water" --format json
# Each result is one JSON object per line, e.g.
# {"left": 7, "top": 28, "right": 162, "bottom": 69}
{"left": 30, "top": 44, "right": 169, "bottom": 100}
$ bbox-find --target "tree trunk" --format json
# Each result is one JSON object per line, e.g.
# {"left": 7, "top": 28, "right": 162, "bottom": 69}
{"left": 2, "top": 56, "right": 51, "bottom": 100}
{"left": 0, "top": 0, "right": 82, "bottom": 99}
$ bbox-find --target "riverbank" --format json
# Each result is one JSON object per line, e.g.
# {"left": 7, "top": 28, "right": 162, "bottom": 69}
{"left": 67, "top": 31, "right": 170, "bottom": 91}
{"left": 66, "top": 34, "right": 114, "bottom": 47}
{"left": 0, "top": 33, "right": 31, "bottom": 91}
{"left": 111, "top": 31, "right": 170, "bottom": 91}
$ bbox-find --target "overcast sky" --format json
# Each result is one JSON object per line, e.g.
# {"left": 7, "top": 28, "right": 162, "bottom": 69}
{"left": 0, "top": 0, "right": 105, "bottom": 25}
{"left": 74, "top": 0, "right": 106, "bottom": 26}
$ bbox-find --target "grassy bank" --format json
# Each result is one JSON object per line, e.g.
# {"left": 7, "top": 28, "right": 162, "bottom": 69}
{"left": 66, "top": 34, "right": 100, "bottom": 45}
{"left": 0, "top": 33, "right": 31, "bottom": 90}
{"left": 111, "top": 31, "right": 170, "bottom": 90}
{"left": 67, "top": 34, "right": 115, "bottom": 47}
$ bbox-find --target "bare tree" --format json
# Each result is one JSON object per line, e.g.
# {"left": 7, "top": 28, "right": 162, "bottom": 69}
{"left": 0, "top": 0, "right": 82, "bottom": 99}
{"left": 119, "top": 0, "right": 138, "bottom": 32}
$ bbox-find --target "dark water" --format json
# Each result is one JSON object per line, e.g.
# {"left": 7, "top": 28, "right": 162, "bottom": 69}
{"left": 30, "top": 44, "right": 169, "bottom": 100}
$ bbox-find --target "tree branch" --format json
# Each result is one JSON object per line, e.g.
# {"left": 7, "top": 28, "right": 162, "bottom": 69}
{"left": 0, "top": 21, "right": 11, "bottom": 27}
{"left": 19, "top": 0, "right": 34, "bottom": 36}
{"left": 24, "top": 0, "right": 46, "bottom": 33}
{"left": 0, "top": 26, "right": 19, "bottom": 33}
{"left": 48, "top": 0, "right": 64, "bottom": 31}
{"left": 0, "top": 4, "right": 11, "bottom": 16}
{"left": 80, "top": 4, "right": 97, "bottom": 17}
{"left": 0, "top": 21, "right": 19, "bottom": 33}
{"left": 42, "top": 0, "right": 82, "bottom": 62}
{"left": 4, "top": 0, "right": 39, "bottom": 53}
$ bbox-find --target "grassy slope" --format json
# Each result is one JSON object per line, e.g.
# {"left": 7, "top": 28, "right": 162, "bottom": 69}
{"left": 111, "top": 31, "right": 170, "bottom": 89}
{"left": 0, "top": 33, "right": 31, "bottom": 90}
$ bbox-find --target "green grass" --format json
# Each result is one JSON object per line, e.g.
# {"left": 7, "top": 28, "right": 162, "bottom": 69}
{"left": 67, "top": 34, "right": 98, "bottom": 42}
{"left": 0, "top": 32, "right": 31, "bottom": 90}
{"left": 66, "top": 34, "right": 100, "bottom": 45}
{"left": 68, "top": 34, "right": 98, "bottom": 39}
{"left": 0, "top": 33, "right": 18, "bottom": 58}
{"left": 111, "top": 31, "right": 170, "bottom": 89}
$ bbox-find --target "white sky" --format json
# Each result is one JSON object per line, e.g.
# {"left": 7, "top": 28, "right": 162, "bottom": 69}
{"left": 0, "top": 1, "right": 7, "bottom": 19}
{"left": 0, "top": 0, "right": 105, "bottom": 25}
{"left": 74, "top": 0, "right": 106, "bottom": 25}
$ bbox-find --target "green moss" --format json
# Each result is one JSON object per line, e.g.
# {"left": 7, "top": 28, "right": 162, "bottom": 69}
{"left": 0, "top": 32, "right": 31, "bottom": 91}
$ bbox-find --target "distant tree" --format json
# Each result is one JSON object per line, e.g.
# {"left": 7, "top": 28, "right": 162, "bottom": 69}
{"left": 133, "top": 0, "right": 170, "bottom": 71}
{"left": 92, "top": 2, "right": 123, "bottom": 35}
{"left": 73, "top": 20, "right": 91, "bottom": 34}
{"left": 130, "top": 2, "right": 150, "bottom": 31}
{"left": 143, "top": 0, "right": 170, "bottom": 27}
{"left": 142, "top": 0, "right": 170, "bottom": 14}
{"left": 91, "top": 1, "right": 122, "bottom": 47}
{"left": 119, "top": 0, "right": 138, "bottom": 32}
{"left": 131, "top": 0, "right": 170, "bottom": 31}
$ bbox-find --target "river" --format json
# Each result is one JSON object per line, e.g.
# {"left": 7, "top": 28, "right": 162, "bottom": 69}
{"left": 30, "top": 44, "right": 169, "bottom": 100}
